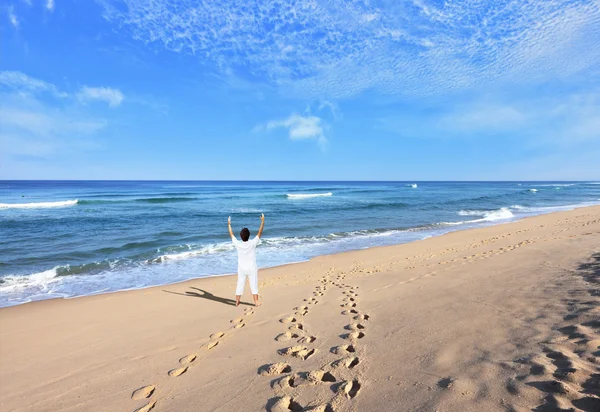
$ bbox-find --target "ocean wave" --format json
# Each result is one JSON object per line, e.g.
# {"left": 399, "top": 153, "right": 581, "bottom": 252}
{"left": 0, "top": 199, "right": 78, "bottom": 209}
{"left": 287, "top": 192, "right": 333, "bottom": 199}
{"left": 0, "top": 268, "right": 60, "bottom": 292}
{"left": 537, "top": 184, "right": 576, "bottom": 187}
{"left": 528, "top": 188, "right": 538, "bottom": 193}
{"left": 456, "top": 207, "right": 515, "bottom": 222}
{"left": 510, "top": 202, "right": 598, "bottom": 214}
{"left": 78, "top": 197, "right": 197, "bottom": 205}
{"left": 408, "top": 184, "right": 418, "bottom": 188}
{"left": 149, "top": 243, "right": 235, "bottom": 263}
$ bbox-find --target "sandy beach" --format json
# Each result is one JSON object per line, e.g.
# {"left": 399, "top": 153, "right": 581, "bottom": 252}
{"left": 1, "top": 206, "right": 599, "bottom": 412}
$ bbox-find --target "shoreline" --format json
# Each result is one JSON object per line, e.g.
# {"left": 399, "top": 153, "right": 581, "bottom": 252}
{"left": 3, "top": 202, "right": 598, "bottom": 310}
{"left": 1, "top": 205, "right": 598, "bottom": 411}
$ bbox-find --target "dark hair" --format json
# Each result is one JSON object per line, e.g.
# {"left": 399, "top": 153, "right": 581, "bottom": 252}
{"left": 240, "top": 228, "right": 250, "bottom": 241}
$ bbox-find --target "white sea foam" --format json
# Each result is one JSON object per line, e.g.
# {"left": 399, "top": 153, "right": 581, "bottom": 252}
{"left": 510, "top": 203, "right": 598, "bottom": 214}
{"left": 407, "top": 183, "right": 418, "bottom": 188}
{"left": 151, "top": 243, "right": 235, "bottom": 263}
{"left": 538, "top": 184, "right": 576, "bottom": 187}
{"left": 457, "top": 208, "right": 515, "bottom": 222}
{"left": 0, "top": 199, "right": 78, "bottom": 209}
{"left": 287, "top": 192, "right": 333, "bottom": 199}
{"left": 528, "top": 188, "right": 538, "bottom": 192}
{"left": 0, "top": 268, "right": 60, "bottom": 293}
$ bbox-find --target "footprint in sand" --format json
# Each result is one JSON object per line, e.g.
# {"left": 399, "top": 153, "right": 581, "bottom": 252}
{"left": 353, "top": 314, "right": 370, "bottom": 321}
{"left": 258, "top": 362, "right": 292, "bottom": 376}
{"left": 277, "top": 346, "right": 316, "bottom": 360}
{"left": 179, "top": 354, "right": 197, "bottom": 365}
{"left": 274, "top": 375, "right": 297, "bottom": 390}
{"left": 168, "top": 366, "right": 188, "bottom": 377}
{"left": 131, "top": 385, "right": 155, "bottom": 400}
{"left": 307, "top": 370, "right": 337, "bottom": 384}
{"left": 332, "top": 344, "right": 356, "bottom": 355}
{"left": 268, "top": 396, "right": 303, "bottom": 412}
{"left": 275, "top": 331, "right": 299, "bottom": 342}
{"left": 206, "top": 341, "right": 219, "bottom": 350}
{"left": 134, "top": 401, "right": 156, "bottom": 412}
{"left": 342, "top": 309, "right": 359, "bottom": 315}
{"left": 342, "top": 331, "right": 365, "bottom": 340}
{"left": 210, "top": 332, "right": 225, "bottom": 340}
{"left": 289, "top": 323, "right": 304, "bottom": 332}
{"left": 297, "top": 335, "right": 316, "bottom": 344}
{"left": 280, "top": 316, "right": 297, "bottom": 324}
{"left": 339, "top": 379, "right": 361, "bottom": 399}
{"left": 234, "top": 322, "right": 245, "bottom": 329}
{"left": 344, "top": 323, "right": 365, "bottom": 331}
{"left": 231, "top": 317, "right": 244, "bottom": 324}
{"left": 332, "top": 356, "right": 360, "bottom": 369}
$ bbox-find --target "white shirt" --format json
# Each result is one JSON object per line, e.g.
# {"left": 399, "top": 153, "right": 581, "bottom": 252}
{"left": 232, "top": 236, "right": 261, "bottom": 273}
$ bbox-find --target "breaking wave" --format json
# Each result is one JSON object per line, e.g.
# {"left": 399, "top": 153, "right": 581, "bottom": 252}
{"left": 287, "top": 192, "right": 333, "bottom": 199}
{"left": 0, "top": 200, "right": 78, "bottom": 209}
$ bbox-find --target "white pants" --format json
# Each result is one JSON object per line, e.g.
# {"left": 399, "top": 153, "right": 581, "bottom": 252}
{"left": 236, "top": 270, "right": 258, "bottom": 295}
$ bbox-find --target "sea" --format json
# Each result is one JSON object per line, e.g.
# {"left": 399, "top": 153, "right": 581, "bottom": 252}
{"left": 1, "top": 181, "right": 599, "bottom": 308}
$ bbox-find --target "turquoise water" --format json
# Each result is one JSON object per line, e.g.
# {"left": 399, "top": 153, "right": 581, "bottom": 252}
{"left": 1, "top": 181, "right": 599, "bottom": 307}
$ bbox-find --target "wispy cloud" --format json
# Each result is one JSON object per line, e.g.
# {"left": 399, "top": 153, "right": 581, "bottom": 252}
{"left": 0, "top": 72, "right": 125, "bottom": 108}
{"left": 7, "top": 5, "right": 19, "bottom": 28}
{"left": 0, "top": 73, "right": 113, "bottom": 159}
{"left": 256, "top": 113, "right": 327, "bottom": 149}
{"left": 0, "top": 71, "right": 68, "bottom": 98}
{"left": 97, "top": 0, "right": 600, "bottom": 99}
{"left": 77, "top": 86, "right": 124, "bottom": 107}
{"left": 378, "top": 89, "right": 600, "bottom": 144}
{"left": 0, "top": 96, "right": 106, "bottom": 159}
{"left": 46, "top": 0, "right": 54, "bottom": 12}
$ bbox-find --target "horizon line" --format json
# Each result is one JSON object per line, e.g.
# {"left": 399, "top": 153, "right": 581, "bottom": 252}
{"left": 1, "top": 179, "right": 598, "bottom": 183}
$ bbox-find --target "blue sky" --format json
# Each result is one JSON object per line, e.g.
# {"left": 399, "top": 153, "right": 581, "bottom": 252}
{"left": 1, "top": 0, "right": 599, "bottom": 180}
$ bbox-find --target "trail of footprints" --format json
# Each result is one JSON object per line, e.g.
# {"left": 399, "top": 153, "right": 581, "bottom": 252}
{"left": 503, "top": 254, "right": 600, "bottom": 412}
{"left": 130, "top": 216, "right": 597, "bottom": 411}
{"left": 261, "top": 270, "right": 368, "bottom": 411}
{"left": 368, "top": 217, "right": 599, "bottom": 292}
{"left": 130, "top": 307, "right": 257, "bottom": 412}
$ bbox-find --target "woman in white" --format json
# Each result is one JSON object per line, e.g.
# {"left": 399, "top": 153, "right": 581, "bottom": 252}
{"left": 228, "top": 213, "right": 265, "bottom": 307}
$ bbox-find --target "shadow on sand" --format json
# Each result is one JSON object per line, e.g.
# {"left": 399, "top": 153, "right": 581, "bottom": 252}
{"left": 162, "top": 287, "right": 253, "bottom": 307}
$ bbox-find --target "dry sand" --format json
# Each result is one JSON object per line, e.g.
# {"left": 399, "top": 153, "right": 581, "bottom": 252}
{"left": 1, "top": 206, "right": 599, "bottom": 412}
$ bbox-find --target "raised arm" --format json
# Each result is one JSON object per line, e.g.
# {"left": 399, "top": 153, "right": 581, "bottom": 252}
{"left": 228, "top": 216, "right": 235, "bottom": 239}
{"left": 257, "top": 213, "right": 265, "bottom": 238}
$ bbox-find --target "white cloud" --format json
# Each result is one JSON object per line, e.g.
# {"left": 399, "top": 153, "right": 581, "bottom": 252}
{"left": 1, "top": 71, "right": 126, "bottom": 108}
{"left": 257, "top": 113, "right": 327, "bottom": 148}
{"left": 0, "top": 96, "right": 106, "bottom": 159}
{"left": 378, "top": 89, "right": 600, "bottom": 144}
{"left": 318, "top": 100, "right": 342, "bottom": 120}
{"left": 7, "top": 5, "right": 19, "bottom": 27}
{"left": 46, "top": 0, "right": 55, "bottom": 12}
{"left": 0, "top": 71, "right": 68, "bottom": 98}
{"left": 97, "top": 0, "right": 600, "bottom": 99}
{"left": 0, "top": 73, "right": 113, "bottom": 160}
{"left": 77, "top": 86, "right": 124, "bottom": 107}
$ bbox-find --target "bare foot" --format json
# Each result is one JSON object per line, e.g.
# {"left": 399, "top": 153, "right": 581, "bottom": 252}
{"left": 235, "top": 300, "right": 240, "bottom": 307}
{"left": 255, "top": 301, "right": 262, "bottom": 307}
